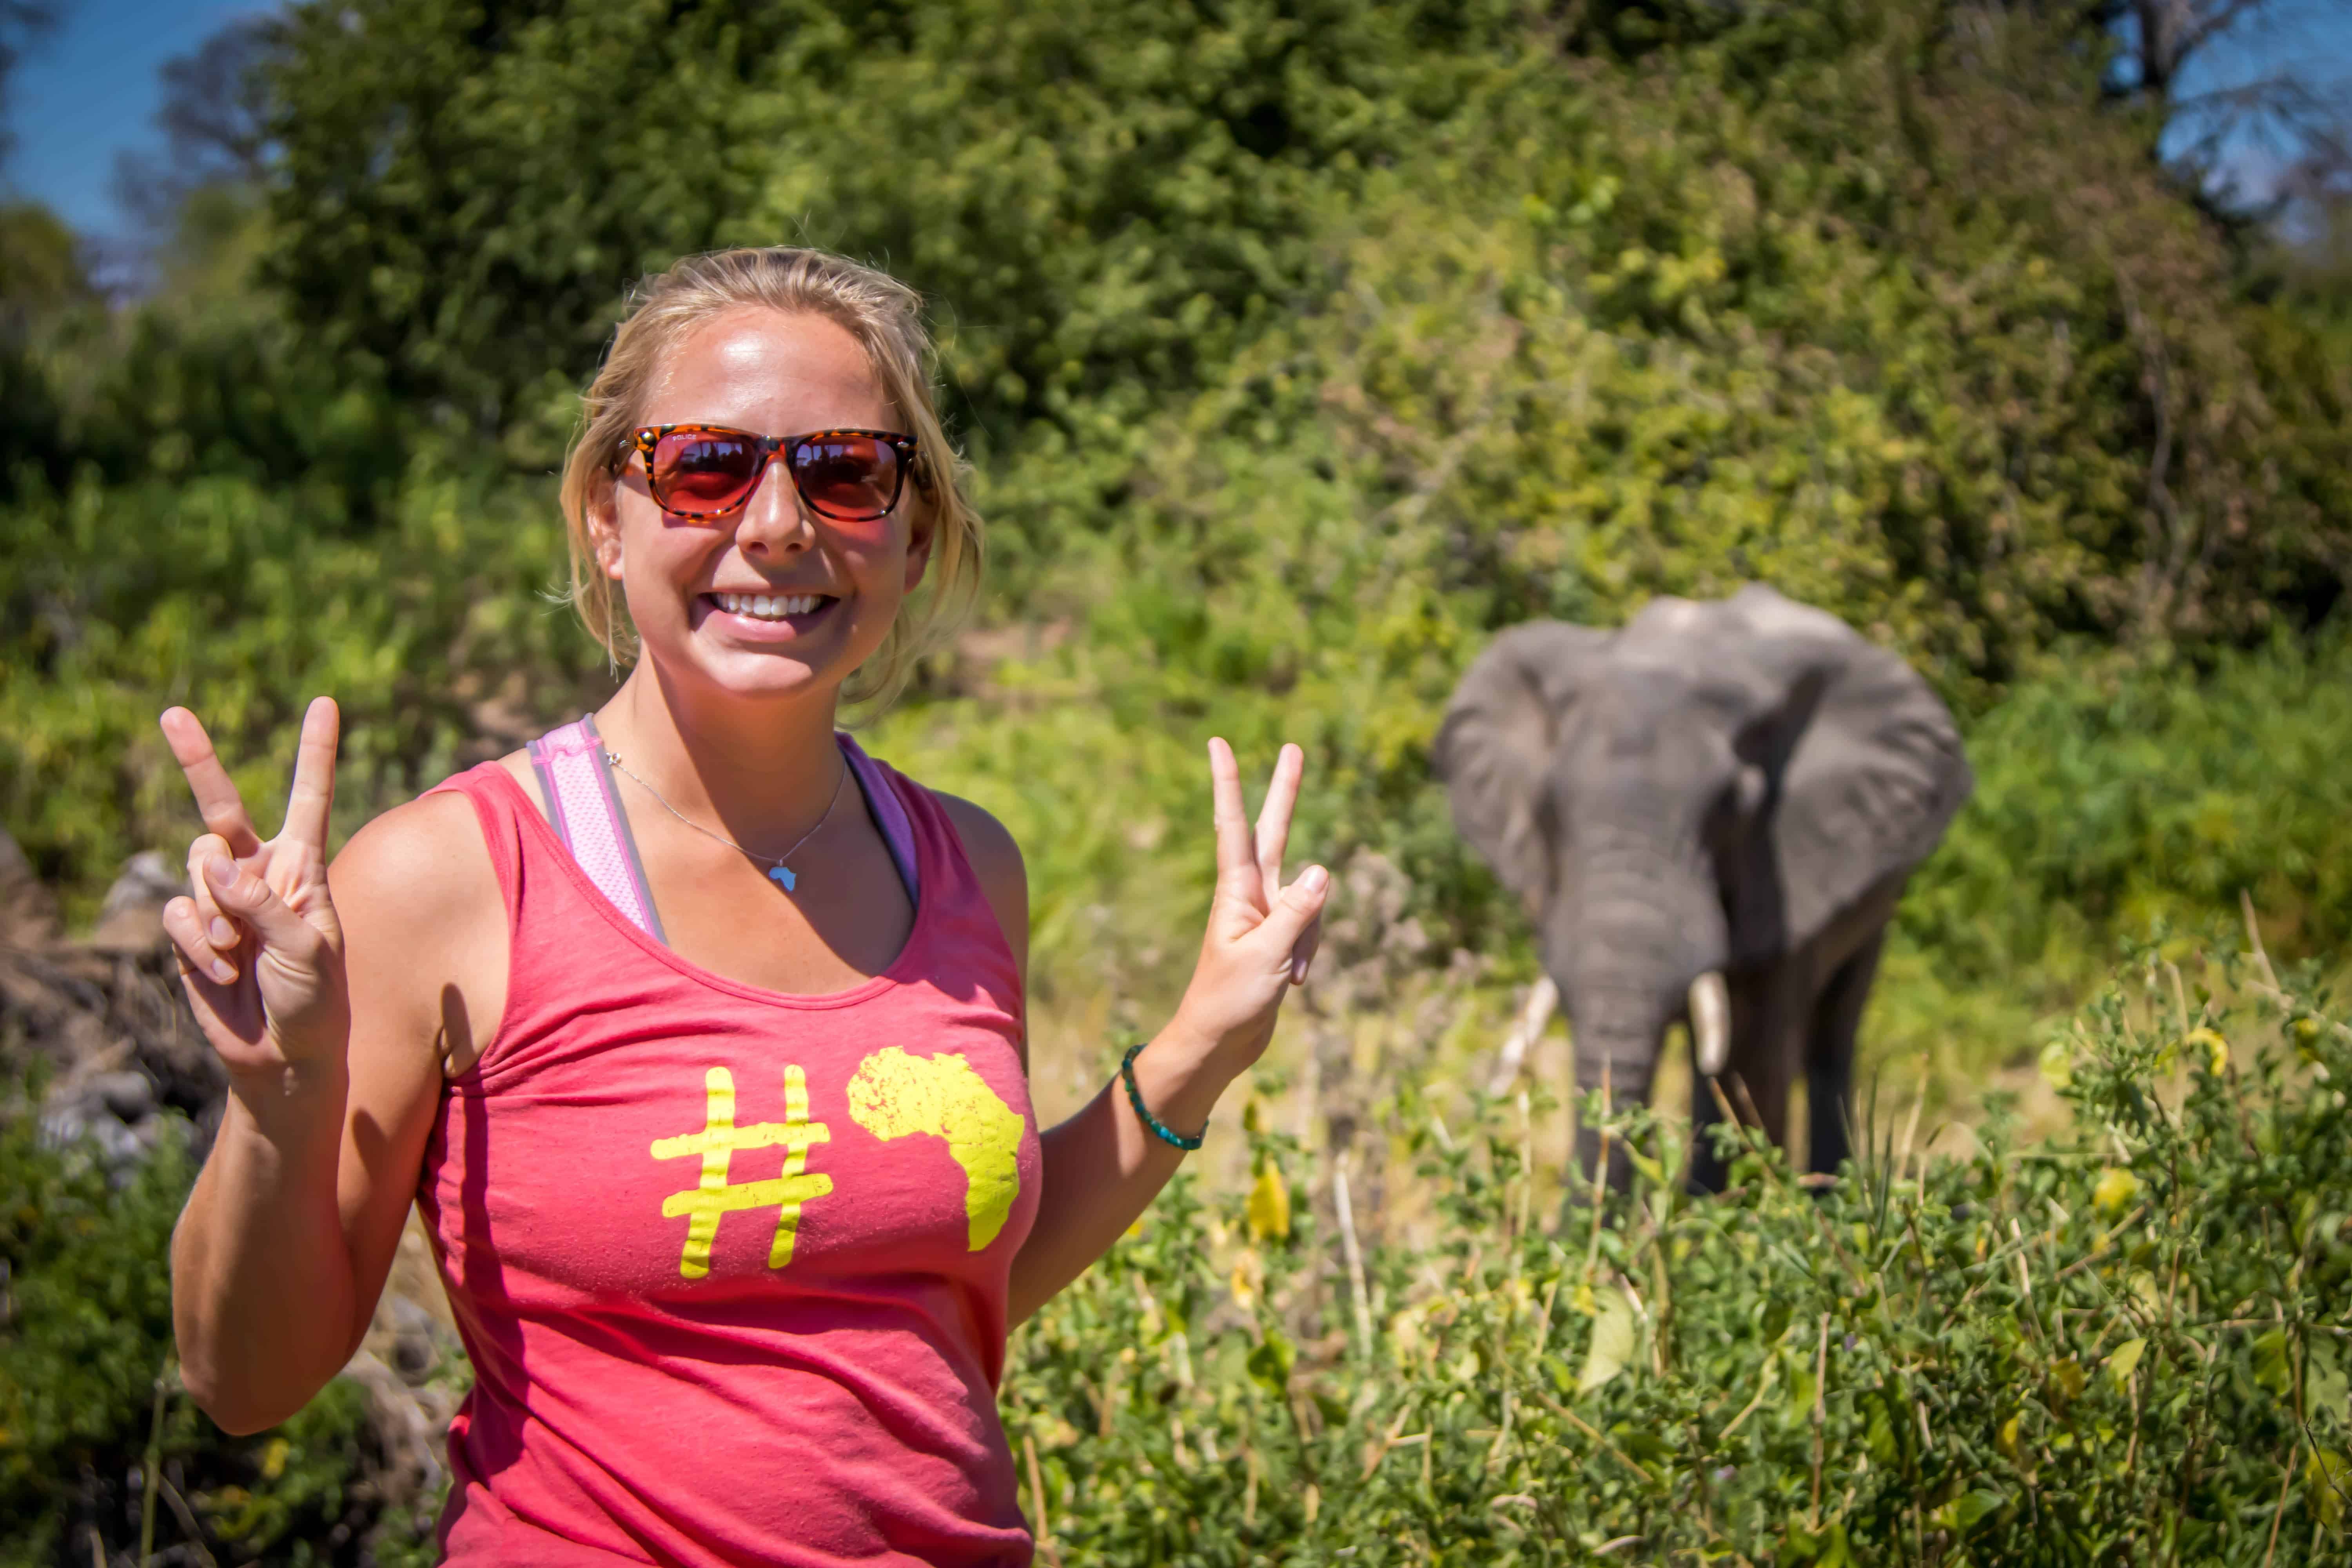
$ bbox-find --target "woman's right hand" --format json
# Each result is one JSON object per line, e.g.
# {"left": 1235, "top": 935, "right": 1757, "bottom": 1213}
{"left": 159, "top": 698, "right": 352, "bottom": 1088}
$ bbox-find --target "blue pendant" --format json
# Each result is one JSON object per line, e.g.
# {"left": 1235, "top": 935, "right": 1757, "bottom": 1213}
{"left": 769, "top": 866, "right": 796, "bottom": 892}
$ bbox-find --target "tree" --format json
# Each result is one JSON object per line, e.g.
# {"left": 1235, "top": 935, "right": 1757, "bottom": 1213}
{"left": 2080, "top": 0, "right": 2352, "bottom": 216}
{"left": 0, "top": 0, "right": 56, "bottom": 163}
{"left": 110, "top": 15, "right": 284, "bottom": 235}
{"left": 260, "top": 0, "right": 776, "bottom": 434}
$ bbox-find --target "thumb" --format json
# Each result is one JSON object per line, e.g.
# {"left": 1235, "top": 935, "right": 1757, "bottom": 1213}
{"left": 1250, "top": 865, "right": 1329, "bottom": 960}
{"left": 203, "top": 854, "right": 325, "bottom": 956}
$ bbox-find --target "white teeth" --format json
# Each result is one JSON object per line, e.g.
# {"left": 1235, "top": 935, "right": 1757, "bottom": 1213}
{"left": 717, "top": 592, "right": 824, "bottom": 620}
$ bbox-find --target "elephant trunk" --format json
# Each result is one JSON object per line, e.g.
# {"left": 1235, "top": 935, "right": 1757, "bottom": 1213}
{"left": 1550, "top": 877, "right": 1728, "bottom": 1191}
{"left": 1562, "top": 983, "right": 1673, "bottom": 1193}
{"left": 1567, "top": 985, "right": 1672, "bottom": 1100}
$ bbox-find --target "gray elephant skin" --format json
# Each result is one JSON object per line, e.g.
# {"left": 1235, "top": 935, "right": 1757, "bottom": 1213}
{"left": 1434, "top": 584, "right": 1972, "bottom": 1192}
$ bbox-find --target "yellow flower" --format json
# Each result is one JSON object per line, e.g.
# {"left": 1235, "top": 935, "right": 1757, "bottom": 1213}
{"left": 2093, "top": 1167, "right": 2140, "bottom": 1217}
{"left": 2184, "top": 1027, "right": 2228, "bottom": 1075}
{"left": 1230, "top": 1248, "right": 1263, "bottom": 1309}
{"left": 1247, "top": 1164, "right": 1291, "bottom": 1241}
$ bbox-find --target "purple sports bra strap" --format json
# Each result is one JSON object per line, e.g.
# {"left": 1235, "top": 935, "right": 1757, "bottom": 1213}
{"left": 524, "top": 719, "right": 920, "bottom": 942}
{"left": 838, "top": 734, "right": 921, "bottom": 904}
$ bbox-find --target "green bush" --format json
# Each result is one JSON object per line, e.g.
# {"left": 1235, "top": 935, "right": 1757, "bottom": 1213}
{"left": 0, "top": 1103, "right": 431, "bottom": 1564}
{"left": 1002, "top": 941, "right": 2352, "bottom": 1563}
{"left": 7, "top": 946, "right": 2342, "bottom": 1563}
{"left": 1902, "top": 630, "right": 2352, "bottom": 988}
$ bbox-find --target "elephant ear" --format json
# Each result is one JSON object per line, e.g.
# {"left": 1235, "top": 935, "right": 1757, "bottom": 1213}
{"left": 1737, "top": 588, "right": 1974, "bottom": 942}
{"left": 1435, "top": 621, "right": 1615, "bottom": 916}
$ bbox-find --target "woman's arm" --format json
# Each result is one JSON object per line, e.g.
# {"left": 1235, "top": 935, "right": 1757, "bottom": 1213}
{"left": 162, "top": 703, "right": 496, "bottom": 1433}
{"left": 947, "top": 740, "right": 1327, "bottom": 1325}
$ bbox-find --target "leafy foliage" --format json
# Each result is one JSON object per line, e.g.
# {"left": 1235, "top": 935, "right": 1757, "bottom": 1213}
{"left": 260, "top": 0, "right": 773, "bottom": 431}
{"left": 0, "top": 1109, "right": 426, "bottom": 1564}
{"left": 5, "top": 0, "right": 2348, "bottom": 953}
{"left": 1002, "top": 944, "right": 2352, "bottom": 1563}
{"left": 5, "top": 946, "right": 2343, "bottom": 1562}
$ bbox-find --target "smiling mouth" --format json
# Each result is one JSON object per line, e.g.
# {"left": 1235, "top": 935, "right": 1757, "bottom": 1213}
{"left": 708, "top": 591, "right": 835, "bottom": 622}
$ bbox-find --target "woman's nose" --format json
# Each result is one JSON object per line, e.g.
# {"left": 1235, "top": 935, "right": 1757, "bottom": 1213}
{"left": 735, "top": 456, "right": 813, "bottom": 554}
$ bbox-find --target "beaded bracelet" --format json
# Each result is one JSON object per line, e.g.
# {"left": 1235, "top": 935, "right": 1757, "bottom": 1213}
{"left": 1120, "top": 1038, "right": 1206, "bottom": 1152}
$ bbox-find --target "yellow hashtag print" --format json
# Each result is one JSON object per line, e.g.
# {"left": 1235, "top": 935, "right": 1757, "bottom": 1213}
{"left": 650, "top": 1065, "right": 833, "bottom": 1279}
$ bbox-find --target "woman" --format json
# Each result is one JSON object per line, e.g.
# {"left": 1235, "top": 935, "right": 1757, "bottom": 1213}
{"left": 160, "top": 246, "right": 1328, "bottom": 1565}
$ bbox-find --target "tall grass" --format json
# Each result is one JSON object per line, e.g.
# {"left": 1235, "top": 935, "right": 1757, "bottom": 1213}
{"left": 1004, "top": 937, "right": 2352, "bottom": 1564}
{"left": 10, "top": 938, "right": 2345, "bottom": 1563}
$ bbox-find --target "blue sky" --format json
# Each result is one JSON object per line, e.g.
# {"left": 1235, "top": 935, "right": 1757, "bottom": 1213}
{"left": 2151, "top": 0, "right": 2352, "bottom": 205}
{"left": 4, "top": 0, "right": 2348, "bottom": 242}
{"left": 3, "top": 0, "right": 274, "bottom": 236}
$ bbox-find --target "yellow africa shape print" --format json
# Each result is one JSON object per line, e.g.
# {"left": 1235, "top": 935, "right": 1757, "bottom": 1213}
{"left": 650, "top": 1064, "right": 832, "bottom": 1279}
{"left": 846, "top": 1047, "right": 1025, "bottom": 1250}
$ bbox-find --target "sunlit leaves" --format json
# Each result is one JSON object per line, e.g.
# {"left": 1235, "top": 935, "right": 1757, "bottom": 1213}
{"left": 995, "top": 953, "right": 2352, "bottom": 1562}
{"left": 1575, "top": 1285, "right": 1637, "bottom": 1394}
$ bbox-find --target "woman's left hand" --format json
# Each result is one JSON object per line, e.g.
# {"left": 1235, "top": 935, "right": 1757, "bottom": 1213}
{"left": 1166, "top": 739, "right": 1329, "bottom": 1070}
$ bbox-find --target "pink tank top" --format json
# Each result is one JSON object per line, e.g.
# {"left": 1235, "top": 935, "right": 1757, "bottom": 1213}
{"left": 419, "top": 721, "right": 1042, "bottom": 1566}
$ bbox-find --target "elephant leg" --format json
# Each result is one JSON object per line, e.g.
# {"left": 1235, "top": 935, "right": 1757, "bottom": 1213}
{"left": 1805, "top": 926, "right": 1886, "bottom": 1179}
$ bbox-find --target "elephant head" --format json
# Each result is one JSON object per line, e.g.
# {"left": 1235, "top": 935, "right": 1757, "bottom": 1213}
{"left": 1434, "top": 585, "right": 1971, "bottom": 1173}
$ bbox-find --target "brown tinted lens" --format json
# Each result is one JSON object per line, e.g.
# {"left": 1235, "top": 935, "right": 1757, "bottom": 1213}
{"left": 789, "top": 434, "right": 900, "bottom": 520}
{"left": 651, "top": 430, "right": 764, "bottom": 514}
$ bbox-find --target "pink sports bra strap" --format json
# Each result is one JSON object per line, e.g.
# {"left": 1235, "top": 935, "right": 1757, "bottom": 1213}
{"left": 526, "top": 715, "right": 666, "bottom": 942}
{"left": 524, "top": 717, "right": 920, "bottom": 941}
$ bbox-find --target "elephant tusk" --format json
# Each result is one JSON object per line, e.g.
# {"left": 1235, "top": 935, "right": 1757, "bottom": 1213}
{"left": 1486, "top": 975, "right": 1558, "bottom": 1095}
{"left": 1689, "top": 970, "right": 1730, "bottom": 1077}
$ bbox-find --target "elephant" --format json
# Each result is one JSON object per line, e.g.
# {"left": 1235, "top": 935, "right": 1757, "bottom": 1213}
{"left": 1434, "top": 584, "right": 1972, "bottom": 1192}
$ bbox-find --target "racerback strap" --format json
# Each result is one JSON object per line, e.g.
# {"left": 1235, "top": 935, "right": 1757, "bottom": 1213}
{"left": 524, "top": 716, "right": 920, "bottom": 940}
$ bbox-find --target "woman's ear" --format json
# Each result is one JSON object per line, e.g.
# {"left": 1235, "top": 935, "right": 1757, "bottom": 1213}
{"left": 902, "top": 501, "right": 935, "bottom": 595}
{"left": 588, "top": 483, "right": 625, "bottom": 581}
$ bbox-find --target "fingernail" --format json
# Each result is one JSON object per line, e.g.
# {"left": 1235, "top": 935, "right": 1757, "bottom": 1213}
{"left": 211, "top": 960, "right": 236, "bottom": 984}
{"left": 209, "top": 918, "right": 235, "bottom": 946}
{"left": 205, "top": 856, "right": 236, "bottom": 888}
{"left": 1300, "top": 865, "right": 1328, "bottom": 893}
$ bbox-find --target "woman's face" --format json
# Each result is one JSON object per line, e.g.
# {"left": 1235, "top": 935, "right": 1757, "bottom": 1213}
{"left": 595, "top": 307, "right": 929, "bottom": 710}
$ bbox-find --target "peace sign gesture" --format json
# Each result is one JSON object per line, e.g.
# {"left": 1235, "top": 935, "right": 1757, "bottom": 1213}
{"left": 158, "top": 698, "right": 351, "bottom": 1087}
{"left": 1167, "top": 739, "right": 1330, "bottom": 1070}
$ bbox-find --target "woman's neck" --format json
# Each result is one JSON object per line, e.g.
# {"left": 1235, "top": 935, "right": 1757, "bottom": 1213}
{"left": 593, "top": 664, "right": 846, "bottom": 851}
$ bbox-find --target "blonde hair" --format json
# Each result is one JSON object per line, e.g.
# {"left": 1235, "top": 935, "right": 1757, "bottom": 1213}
{"left": 558, "top": 246, "right": 982, "bottom": 711}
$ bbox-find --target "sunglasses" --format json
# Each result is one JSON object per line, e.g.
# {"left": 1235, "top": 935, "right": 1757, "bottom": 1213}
{"left": 624, "top": 424, "right": 920, "bottom": 523}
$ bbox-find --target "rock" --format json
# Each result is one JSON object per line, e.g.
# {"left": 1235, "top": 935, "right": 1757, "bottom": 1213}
{"left": 36, "top": 1073, "right": 168, "bottom": 1178}
{"left": 89, "top": 851, "right": 186, "bottom": 955}
{"left": 91, "top": 1069, "right": 158, "bottom": 1121}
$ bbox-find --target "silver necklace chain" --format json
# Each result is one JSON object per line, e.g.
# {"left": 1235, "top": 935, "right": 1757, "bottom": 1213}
{"left": 603, "top": 746, "right": 846, "bottom": 881}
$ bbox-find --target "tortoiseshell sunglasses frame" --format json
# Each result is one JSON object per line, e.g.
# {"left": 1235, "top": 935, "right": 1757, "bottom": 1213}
{"left": 623, "top": 423, "right": 921, "bottom": 522}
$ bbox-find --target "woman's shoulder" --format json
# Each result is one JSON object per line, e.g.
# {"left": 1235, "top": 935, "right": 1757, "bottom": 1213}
{"left": 327, "top": 771, "right": 516, "bottom": 1077}
{"left": 327, "top": 768, "right": 511, "bottom": 932}
{"left": 931, "top": 792, "right": 1022, "bottom": 883}
{"left": 927, "top": 790, "right": 1027, "bottom": 975}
